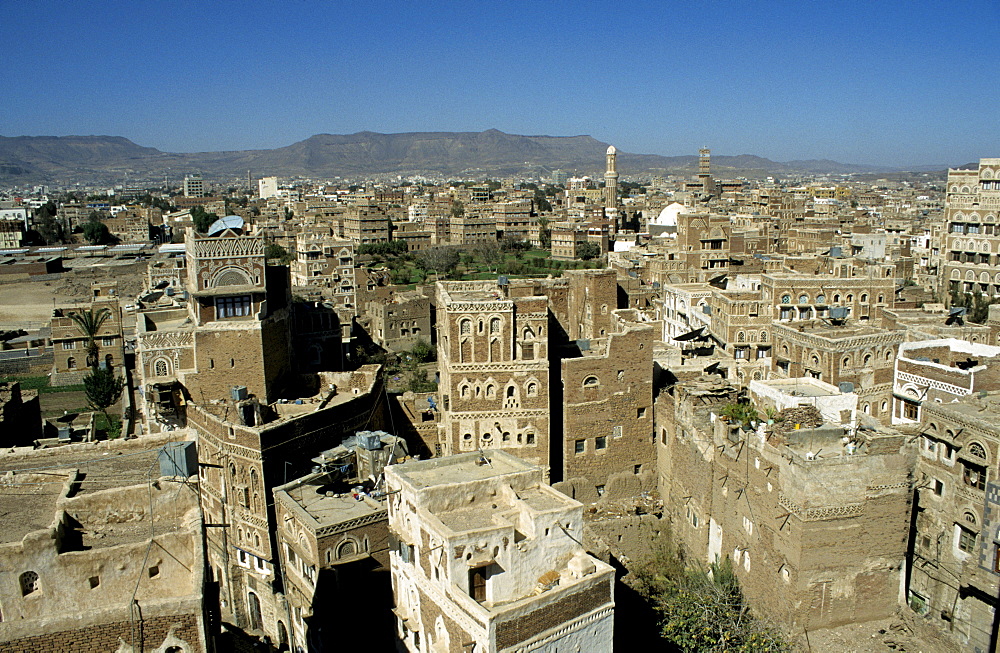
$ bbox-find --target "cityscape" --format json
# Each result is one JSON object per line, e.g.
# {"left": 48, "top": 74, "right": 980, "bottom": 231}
{"left": 2, "top": 2, "right": 1000, "bottom": 653}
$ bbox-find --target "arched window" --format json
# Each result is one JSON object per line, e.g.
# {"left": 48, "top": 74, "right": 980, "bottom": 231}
{"left": 338, "top": 540, "right": 357, "bottom": 558}
{"left": 583, "top": 376, "right": 599, "bottom": 387}
{"left": 460, "top": 319, "right": 471, "bottom": 335}
{"left": 842, "top": 356, "right": 851, "bottom": 368}
{"left": 760, "top": 331, "right": 768, "bottom": 342}
{"left": 67, "top": 357, "right": 76, "bottom": 369}
{"left": 526, "top": 382, "right": 538, "bottom": 397}
{"left": 798, "top": 294, "right": 809, "bottom": 304}
{"left": 816, "top": 294, "right": 826, "bottom": 304}
{"left": 737, "top": 331, "right": 745, "bottom": 342}
{"left": 523, "top": 327, "right": 534, "bottom": 339}
{"left": 781, "top": 294, "right": 791, "bottom": 304}
{"left": 965, "top": 512, "right": 977, "bottom": 525}
{"left": 485, "top": 384, "right": 495, "bottom": 399}
{"left": 863, "top": 354, "right": 872, "bottom": 366}
{"left": 460, "top": 384, "right": 470, "bottom": 399}
{"left": 861, "top": 294, "right": 868, "bottom": 303}
{"left": 506, "top": 386, "right": 515, "bottom": 398}
{"left": 490, "top": 317, "right": 501, "bottom": 334}
{"left": 833, "top": 294, "right": 841, "bottom": 303}
{"left": 20, "top": 571, "right": 39, "bottom": 596}
{"left": 968, "top": 442, "right": 987, "bottom": 460}
{"left": 155, "top": 359, "right": 168, "bottom": 376}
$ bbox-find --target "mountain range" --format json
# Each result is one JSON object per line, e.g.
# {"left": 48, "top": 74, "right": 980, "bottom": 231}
{"left": 0, "top": 130, "right": 948, "bottom": 186}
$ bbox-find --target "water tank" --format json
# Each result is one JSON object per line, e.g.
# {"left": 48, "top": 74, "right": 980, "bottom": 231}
{"left": 165, "top": 287, "right": 175, "bottom": 296}
{"left": 829, "top": 246, "right": 842, "bottom": 258}
{"left": 158, "top": 441, "right": 198, "bottom": 477}
{"left": 838, "top": 382, "right": 855, "bottom": 393}
{"left": 231, "top": 386, "right": 248, "bottom": 401}
{"left": 829, "top": 306, "right": 849, "bottom": 320}
{"left": 357, "top": 432, "right": 383, "bottom": 451}
{"left": 57, "top": 426, "right": 72, "bottom": 441}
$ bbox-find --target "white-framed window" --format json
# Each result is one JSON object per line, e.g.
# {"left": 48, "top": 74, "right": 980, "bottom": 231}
{"left": 62, "top": 341, "right": 76, "bottom": 350}
{"left": 216, "top": 295, "right": 252, "bottom": 318}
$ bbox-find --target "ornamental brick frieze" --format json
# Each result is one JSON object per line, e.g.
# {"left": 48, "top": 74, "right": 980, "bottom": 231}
{"left": 778, "top": 494, "right": 864, "bottom": 520}
{"left": 773, "top": 327, "right": 905, "bottom": 351}
{"left": 446, "top": 302, "right": 513, "bottom": 313}
{"left": 139, "top": 331, "right": 194, "bottom": 350}
{"left": 193, "top": 237, "right": 264, "bottom": 259}
{"left": 447, "top": 409, "right": 547, "bottom": 420}
{"left": 449, "top": 362, "right": 548, "bottom": 373}
{"left": 315, "top": 510, "right": 388, "bottom": 537}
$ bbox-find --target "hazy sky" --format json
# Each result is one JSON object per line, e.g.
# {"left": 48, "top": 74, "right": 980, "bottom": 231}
{"left": 5, "top": 0, "right": 998, "bottom": 167}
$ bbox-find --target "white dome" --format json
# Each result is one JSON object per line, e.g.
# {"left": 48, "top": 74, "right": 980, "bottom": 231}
{"left": 652, "top": 202, "right": 687, "bottom": 226}
{"left": 606, "top": 145, "right": 617, "bottom": 155}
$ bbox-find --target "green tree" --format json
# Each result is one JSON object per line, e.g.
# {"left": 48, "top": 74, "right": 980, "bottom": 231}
{"left": 265, "top": 241, "right": 293, "bottom": 265}
{"left": 83, "top": 367, "right": 125, "bottom": 438}
{"left": 33, "top": 201, "right": 64, "bottom": 244}
{"left": 68, "top": 307, "right": 112, "bottom": 370}
{"left": 190, "top": 206, "right": 217, "bottom": 233}
{"left": 417, "top": 247, "right": 461, "bottom": 279}
{"left": 82, "top": 217, "right": 112, "bottom": 245}
{"left": 474, "top": 239, "right": 503, "bottom": 271}
{"left": 577, "top": 241, "right": 601, "bottom": 260}
{"left": 410, "top": 338, "right": 436, "bottom": 363}
{"left": 450, "top": 200, "right": 465, "bottom": 219}
{"left": 407, "top": 369, "right": 437, "bottom": 393}
{"left": 636, "top": 540, "right": 788, "bottom": 653}
{"left": 537, "top": 215, "right": 551, "bottom": 249}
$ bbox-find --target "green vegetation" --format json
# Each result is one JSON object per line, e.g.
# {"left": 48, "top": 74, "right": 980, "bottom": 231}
{"left": 0, "top": 375, "right": 85, "bottom": 394}
{"left": 191, "top": 205, "right": 218, "bottom": 233}
{"left": 356, "top": 237, "right": 603, "bottom": 287}
{"left": 82, "top": 214, "right": 113, "bottom": 245}
{"left": 720, "top": 401, "right": 761, "bottom": 432}
{"left": 409, "top": 338, "right": 436, "bottom": 364}
{"left": 265, "top": 241, "right": 294, "bottom": 265}
{"left": 68, "top": 307, "right": 111, "bottom": 370}
{"left": 950, "top": 289, "right": 998, "bottom": 324}
{"left": 83, "top": 367, "right": 125, "bottom": 439}
{"left": 635, "top": 538, "right": 789, "bottom": 652}
{"left": 577, "top": 241, "right": 600, "bottom": 260}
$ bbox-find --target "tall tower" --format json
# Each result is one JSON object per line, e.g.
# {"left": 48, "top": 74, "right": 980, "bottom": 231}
{"left": 697, "top": 147, "right": 716, "bottom": 198}
{"left": 699, "top": 147, "right": 711, "bottom": 177}
{"left": 604, "top": 145, "right": 620, "bottom": 212}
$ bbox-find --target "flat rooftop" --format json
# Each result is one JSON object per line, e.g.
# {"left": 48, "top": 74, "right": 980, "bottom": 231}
{"left": 280, "top": 477, "right": 385, "bottom": 528}
{"left": 391, "top": 450, "right": 533, "bottom": 488}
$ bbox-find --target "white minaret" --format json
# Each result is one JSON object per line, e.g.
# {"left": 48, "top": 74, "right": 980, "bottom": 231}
{"left": 604, "top": 145, "right": 620, "bottom": 212}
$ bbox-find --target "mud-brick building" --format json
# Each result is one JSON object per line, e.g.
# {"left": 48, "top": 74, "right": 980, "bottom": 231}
{"left": 190, "top": 366, "right": 387, "bottom": 647}
{"left": 656, "top": 376, "right": 914, "bottom": 632}
{"left": 560, "top": 311, "right": 654, "bottom": 490}
{"left": 770, "top": 320, "right": 906, "bottom": 424}
{"left": 274, "top": 470, "right": 392, "bottom": 652}
{"left": 907, "top": 393, "right": 1000, "bottom": 653}
{"left": 892, "top": 338, "right": 1000, "bottom": 426}
{"left": 0, "top": 437, "right": 209, "bottom": 652}
{"left": 49, "top": 281, "right": 125, "bottom": 385}
{"left": 386, "top": 451, "right": 614, "bottom": 653}
{"left": 435, "top": 281, "right": 551, "bottom": 468}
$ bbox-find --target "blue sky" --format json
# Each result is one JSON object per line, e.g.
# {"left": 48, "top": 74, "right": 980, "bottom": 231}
{"left": 5, "top": 0, "right": 998, "bottom": 167}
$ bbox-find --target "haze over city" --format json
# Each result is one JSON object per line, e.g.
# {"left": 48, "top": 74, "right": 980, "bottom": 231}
{"left": 5, "top": 0, "right": 999, "bottom": 167}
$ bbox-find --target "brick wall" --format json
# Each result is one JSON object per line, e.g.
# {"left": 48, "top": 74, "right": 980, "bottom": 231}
{"left": 0, "top": 612, "right": 203, "bottom": 653}
{"left": 495, "top": 580, "right": 610, "bottom": 649}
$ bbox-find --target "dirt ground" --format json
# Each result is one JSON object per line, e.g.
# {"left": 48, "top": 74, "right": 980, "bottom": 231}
{"left": 0, "top": 261, "right": 146, "bottom": 330}
{"left": 802, "top": 612, "right": 959, "bottom": 653}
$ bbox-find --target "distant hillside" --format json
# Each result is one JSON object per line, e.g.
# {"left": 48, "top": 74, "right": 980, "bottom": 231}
{"left": 0, "top": 130, "right": 933, "bottom": 185}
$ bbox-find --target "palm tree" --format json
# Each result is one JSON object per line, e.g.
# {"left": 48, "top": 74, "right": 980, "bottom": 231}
{"left": 69, "top": 307, "right": 111, "bottom": 370}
